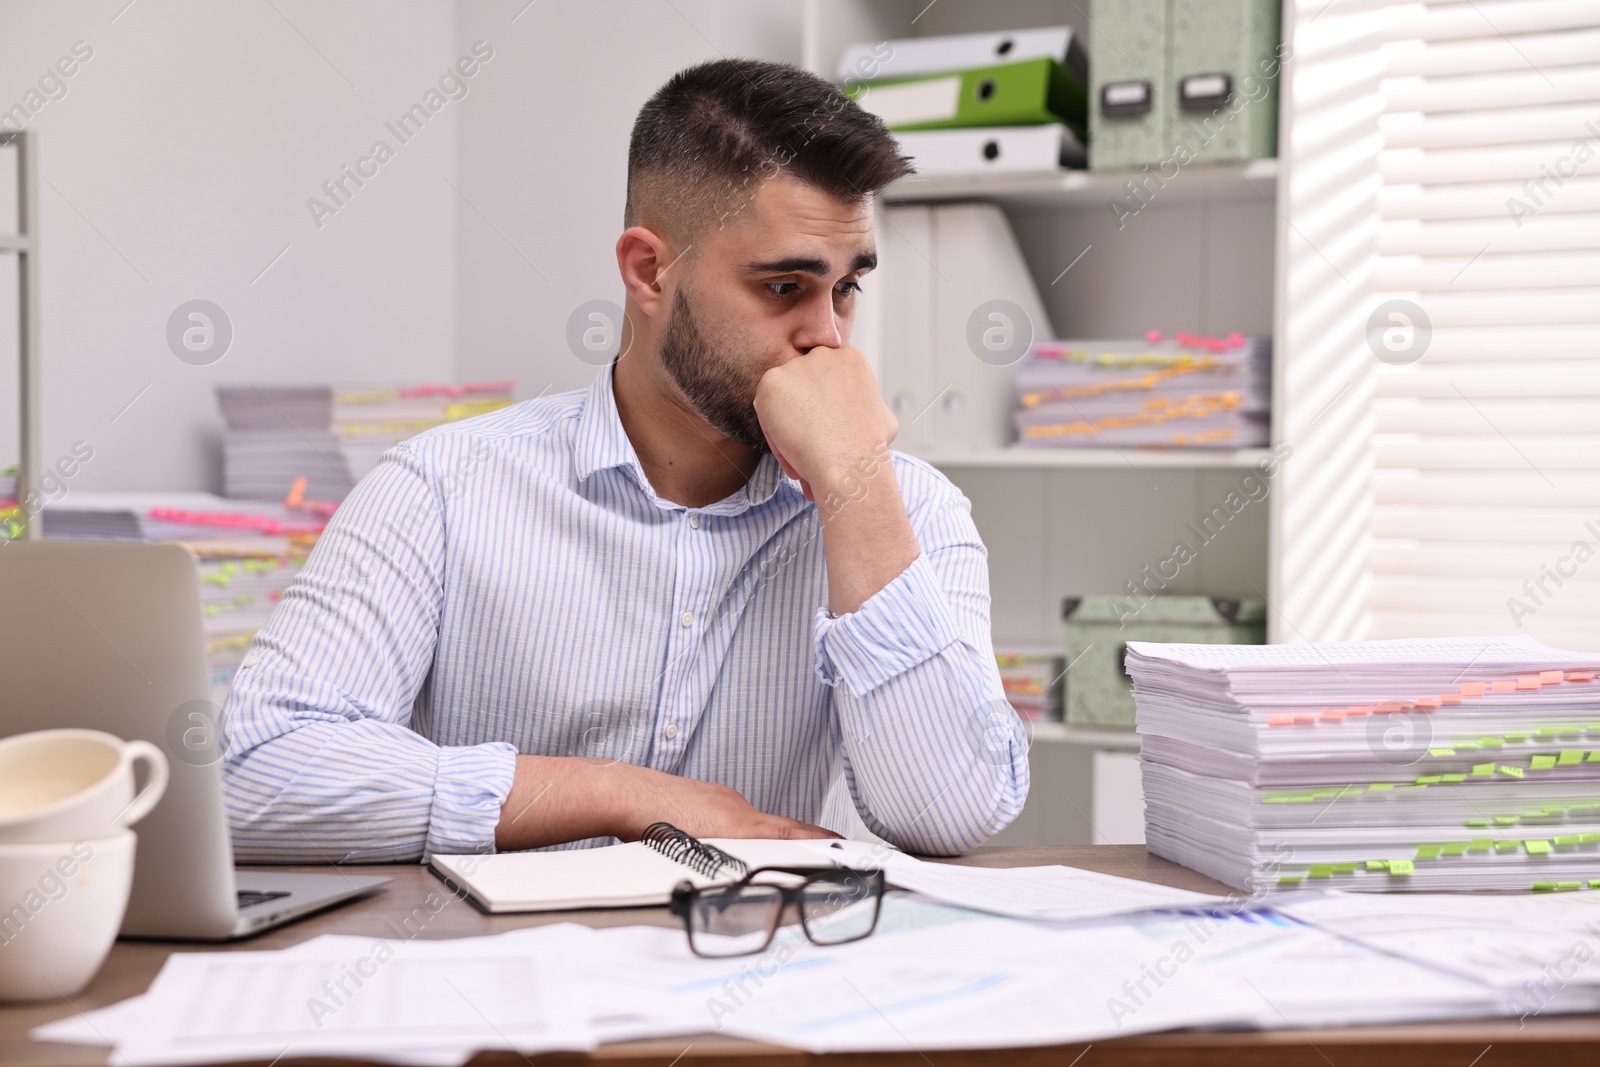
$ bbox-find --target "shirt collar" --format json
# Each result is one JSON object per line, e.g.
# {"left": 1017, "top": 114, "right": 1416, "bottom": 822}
{"left": 572, "top": 361, "right": 798, "bottom": 514}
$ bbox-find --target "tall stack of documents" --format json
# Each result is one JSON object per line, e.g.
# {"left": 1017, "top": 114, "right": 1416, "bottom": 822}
{"left": 838, "top": 26, "right": 1089, "bottom": 177}
{"left": 1130, "top": 636, "right": 1600, "bottom": 893}
{"left": 217, "top": 381, "right": 514, "bottom": 502}
{"left": 1013, "top": 332, "right": 1270, "bottom": 448}
{"left": 43, "top": 491, "right": 326, "bottom": 701}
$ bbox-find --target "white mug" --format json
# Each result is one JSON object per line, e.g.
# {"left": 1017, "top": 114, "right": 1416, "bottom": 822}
{"left": 0, "top": 729, "right": 169, "bottom": 843}
{"left": 0, "top": 830, "right": 136, "bottom": 1001}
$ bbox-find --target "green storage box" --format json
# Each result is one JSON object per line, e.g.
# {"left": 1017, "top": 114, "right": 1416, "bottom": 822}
{"left": 1089, "top": 0, "right": 1169, "bottom": 170}
{"left": 1062, "top": 594, "right": 1266, "bottom": 729}
{"left": 1090, "top": 0, "right": 1281, "bottom": 171}
{"left": 1170, "top": 0, "right": 1282, "bottom": 164}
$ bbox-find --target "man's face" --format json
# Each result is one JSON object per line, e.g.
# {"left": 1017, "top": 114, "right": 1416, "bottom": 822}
{"left": 657, "top": 175, "right": 877, "bottom": 453}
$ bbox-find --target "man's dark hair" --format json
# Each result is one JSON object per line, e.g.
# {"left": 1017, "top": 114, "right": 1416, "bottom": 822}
{"left": 626, "top": 58, "right": 913, "bottom": 242}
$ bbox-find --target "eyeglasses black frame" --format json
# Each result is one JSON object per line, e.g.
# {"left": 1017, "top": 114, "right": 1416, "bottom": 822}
{"left": 668, "top": 865, "right": 887, "bottom": 958}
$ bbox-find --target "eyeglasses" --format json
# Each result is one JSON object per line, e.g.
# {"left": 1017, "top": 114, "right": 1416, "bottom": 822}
{"left": 668, "top": 866, "right": 886, "bottom": 958}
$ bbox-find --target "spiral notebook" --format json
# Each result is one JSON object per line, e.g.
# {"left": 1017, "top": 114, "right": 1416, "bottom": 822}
{"left": 429, "top": 824, "right": 855, "bottom": 913}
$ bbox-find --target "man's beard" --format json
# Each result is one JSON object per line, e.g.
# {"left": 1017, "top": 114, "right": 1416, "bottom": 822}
{"left": 658, "top": 286, "right": 769, "bottom": 455}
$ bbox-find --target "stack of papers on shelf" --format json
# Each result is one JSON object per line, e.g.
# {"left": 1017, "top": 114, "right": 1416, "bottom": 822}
{"left": 42, "top": 491, "right": 325, "bottom": 702}
{"left": 1013, "top": 332, "right": 1270, "bottom": 448}
{"left": 217, "top": 381, "right": 514, "bottom": 502}
{"left": 995, "top": 646, "right": 1064, "bottom": 721}
{"left": 1130, "top": 635, "right": 1600, "bottom": 893}
{"left": 836, "top": 26, "right": 1088, "bottom": 177}
{"left": 34, "top": 872, "right": 1516, "bottom": 1063}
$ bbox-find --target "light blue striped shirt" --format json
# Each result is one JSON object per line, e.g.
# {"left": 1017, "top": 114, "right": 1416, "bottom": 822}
{"left": 222, "top": 364, "right": 1028, "bottom": 862}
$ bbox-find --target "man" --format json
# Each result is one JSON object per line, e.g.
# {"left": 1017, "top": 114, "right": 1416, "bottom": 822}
{"left": 223, "top": 58, "right": 1028, "bottom": 862}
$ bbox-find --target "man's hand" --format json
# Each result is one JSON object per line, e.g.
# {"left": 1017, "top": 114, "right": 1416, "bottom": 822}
{"left": 753, "top": 345, "right": 897, "bottom": 502}
{"left": 752, "top": 345, "right": 920, "bottom": 616}
{"left": 495, "top": 755, "right": 837, "bottom": 851}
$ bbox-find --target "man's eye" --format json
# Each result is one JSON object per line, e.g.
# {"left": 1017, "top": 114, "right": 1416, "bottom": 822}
{"left": 765, "top": 282, "right": 799, "bottom": 297}
{"left": 836, "top": 280, "right": 863, "bottom": 296}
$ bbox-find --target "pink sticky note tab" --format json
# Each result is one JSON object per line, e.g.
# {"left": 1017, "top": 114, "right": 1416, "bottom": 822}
{"left": 1517, "top": 676, "right": 1542, "bottom": 690}
{"left": 1440, "top": 693, "right": 1462, "bottom": 704}
{"left": 1268, "top": 714, "right": 1294, "bottom": 726}
{"left": 1461, "top": 682, "right": 1486, "bottom": 697}
{"left": 1541, "top": 670, "right": 1565, "bottom": 684}
{"left": 1417, "top": 696, "right": 1442, "bottom": 708}
{"left": 1492, "top": 680, "right": 1516, "bottom": 693}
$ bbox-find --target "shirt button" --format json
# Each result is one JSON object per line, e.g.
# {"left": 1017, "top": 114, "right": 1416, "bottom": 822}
{"left": 680, "top": 611, "right": 694, "bottom": 628}
{"left": 242, "top": 653, "right": 260, "bottom": 668}
{"left": 663, "top": 722, "right": 679, "bottom": 740}
{"left": 687, "top": 513, "right": 700, "bottom": 529}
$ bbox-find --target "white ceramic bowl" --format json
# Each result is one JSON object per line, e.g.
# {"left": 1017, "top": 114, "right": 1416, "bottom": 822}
{"left": 0, "top": 729, "right": 168, "bottom": 843}
{"left": 0, "top": 830, "right": 136, "bottom": 1001}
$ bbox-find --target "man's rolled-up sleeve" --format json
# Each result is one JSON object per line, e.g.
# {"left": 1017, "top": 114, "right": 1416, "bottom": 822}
{"left": 813, "top": 458, "right": 1030, "bottom": 856}
{"left": 221, "top": 439, "right": 517, "bottom": 863}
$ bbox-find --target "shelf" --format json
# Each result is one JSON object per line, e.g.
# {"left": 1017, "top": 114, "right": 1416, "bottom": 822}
{"left": 1027, "top": 722, "right": 1141, "bottom": 749}
{"left": 905, "top": 446, "right": 1272, "bottom": 470}
{"left": 884, "top": 158, "right": 1278, "bottom": 209}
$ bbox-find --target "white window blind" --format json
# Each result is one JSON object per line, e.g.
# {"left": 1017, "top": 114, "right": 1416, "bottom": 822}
{"left": 1269, "top": 0, "right": 1387, "bottom": 643}
{"left": 1370, "top": 0, "right": 1600, "bottom": 651}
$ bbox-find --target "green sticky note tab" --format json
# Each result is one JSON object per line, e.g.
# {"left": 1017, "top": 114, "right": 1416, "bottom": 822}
{"left": 1531, "top": 755, "right": 1557, "bottom": 770}
{"left": 1496, "top": 840, "right": 1522, "bottom": 852}
{"left": 1427, "top": 748, "right": 1455, "bottom": 757}
{"left": 1278, "top": 875, "right": 1303, "bottom": 886}
{"left": 1526, "top": 839, "right": 1554, "bottom": 855}
{"left": 1388, "top": 860, "right": 1414, "bottom": 875}
{"left": 1557, "top": 881, "right": 1582, "bottom": 890}
{"left": 1581, "top": 833, "right": 1600, "bottom": 844}
{"left": 1416, "top": 844, "right": 1443, "bottom": 859}
{"left": 1555, "top": 835, "right": 1583, "bottom": 846}
{"left": 1365, "top": 859, "right": 1390, "bottom": 870}
{"left": 1587, "top": 751, "right": 1600, "bottom": 763}
{"left": 1333, "top": 862, "right": 1359, "bottom": 873}
{"left": 1416, "top": 775, "right": 1442, "bottom": 785}
{"left": 1536, "top": 727, "right": 1563, "bottom": 736}
{"left": 1559, "top": 750, "right": 1583, "bottom": 765}
{"left": 1471, "top": 763, "right": 1495, "bottom": 777}
{"left": 1507, "top": 733, "right": 1529, "bottom": 743}
{"left": 1308, "top": 864, "right": 1334, "bottom": 878}
{"left": 1534, "top": 882, "right": 1557, "bottom": 892}
{"left": 1467, "top": 839, "right": 1493, "bottom": 852}
{"left": 1500, "top": 765, "right": 1525, "bottom": 778}
{"left": 1457, "top": 741, "right": 1481, "bottom": 751}
{"left": 1464, "top": 819, "right": 1490, "bottom": 828}
{"left": 1441, "top": 842, "right": 1469, "bottom": 856}
{"left": 1368, "top": 783, "right": 1394, "bottom": 791}
{"left": 1494, "top": 815, "right": 1519, "bottom": 826}
{"left": 1439, "top": 773, "right": 1467, "bottom": 783}
{"left": 1479, "top": 738, "right": 1504, "bottom": 748}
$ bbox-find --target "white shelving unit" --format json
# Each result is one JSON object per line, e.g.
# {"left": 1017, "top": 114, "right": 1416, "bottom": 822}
{"left": 803, "top": 0, "right": 1296, "bottom": 846}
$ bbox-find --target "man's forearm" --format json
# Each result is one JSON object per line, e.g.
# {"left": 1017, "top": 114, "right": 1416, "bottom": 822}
{"left": 494, "top": 755, "right": 838, "bottom": 851}
{"left": 495, "top": 755, "right": 628, "bottom": 851}
{"left": 814, "top": 440, "right": 920, "bottom": 616}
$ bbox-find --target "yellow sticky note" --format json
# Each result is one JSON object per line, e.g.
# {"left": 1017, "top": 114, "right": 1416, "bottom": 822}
{"left": 1388, "top": 860, "right": 1414, "bottom": 875}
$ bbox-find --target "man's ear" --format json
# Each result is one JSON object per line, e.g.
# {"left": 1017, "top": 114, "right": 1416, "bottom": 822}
{"left": 616, "top": 226, "right": 678, "bottom": 319}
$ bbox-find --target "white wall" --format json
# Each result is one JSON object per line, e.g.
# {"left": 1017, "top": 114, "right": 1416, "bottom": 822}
{"left": 451, "top": 0, "right": 803, "bottom": 397}
{"left": 0, "top": 0, "right": 800, "bottom": 495}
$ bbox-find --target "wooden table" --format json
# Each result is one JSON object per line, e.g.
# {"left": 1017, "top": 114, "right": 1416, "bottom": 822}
{"left": 4, "top": 845, "right": 1597, "bottom": 1066}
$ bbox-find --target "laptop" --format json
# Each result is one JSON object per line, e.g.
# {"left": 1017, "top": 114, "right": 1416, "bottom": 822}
{"left": 0, "top": 539, "right": 389, "bottom": 939}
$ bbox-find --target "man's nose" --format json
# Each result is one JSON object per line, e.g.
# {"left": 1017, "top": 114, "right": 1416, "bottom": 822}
{"left": 794, "top": 293, "right": 843, "bottom": 352}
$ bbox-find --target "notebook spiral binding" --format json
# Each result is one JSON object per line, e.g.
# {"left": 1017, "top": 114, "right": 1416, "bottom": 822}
{"left": 641, "top": 822, "right": 751, "bottom": 880}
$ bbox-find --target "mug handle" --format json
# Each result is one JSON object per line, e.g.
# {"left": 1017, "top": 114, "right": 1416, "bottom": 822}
{"left": 119, "top": 740, "right": 171, "bottom": 828}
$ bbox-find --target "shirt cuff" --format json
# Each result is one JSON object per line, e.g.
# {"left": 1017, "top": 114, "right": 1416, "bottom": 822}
{"left": 422, "top": 741, "right": 518, "bottom": 860}
{"left": 812, "top": 554, "right": 964, "bottom": 698}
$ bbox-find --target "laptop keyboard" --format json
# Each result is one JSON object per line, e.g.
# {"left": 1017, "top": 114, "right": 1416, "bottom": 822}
{"left": 238, "top": 889, "right": 292, "bottom": 909}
